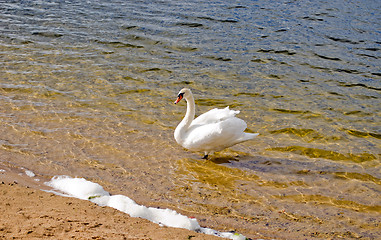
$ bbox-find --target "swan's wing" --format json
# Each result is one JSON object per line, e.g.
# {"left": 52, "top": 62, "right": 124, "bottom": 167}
{"left": 191, "top": 106, "right": 239, "bottom": 126}
{"left": 184, "top": 117, "right": 250, "bottom": 152}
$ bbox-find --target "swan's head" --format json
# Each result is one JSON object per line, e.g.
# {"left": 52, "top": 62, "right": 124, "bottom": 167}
{"left": 174, "top": 88, "right": 192, "bottom": 104}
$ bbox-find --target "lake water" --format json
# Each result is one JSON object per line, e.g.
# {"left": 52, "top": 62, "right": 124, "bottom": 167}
{"left": 1, "top": 0, "right": 380, "bottom": 239}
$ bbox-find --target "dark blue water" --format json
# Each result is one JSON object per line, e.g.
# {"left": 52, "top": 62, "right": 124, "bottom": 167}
{"left": 1, "top": 0, "right": 380, "bottom": 239}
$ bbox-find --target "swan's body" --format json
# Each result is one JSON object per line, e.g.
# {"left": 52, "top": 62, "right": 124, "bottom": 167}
{"left": 174, "top": 88, "right": 258, "bottom": 158}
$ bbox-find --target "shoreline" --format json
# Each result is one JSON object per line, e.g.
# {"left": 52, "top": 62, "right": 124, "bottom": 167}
{"left": 0, "top": 163, "right": 224, "bottom": 240}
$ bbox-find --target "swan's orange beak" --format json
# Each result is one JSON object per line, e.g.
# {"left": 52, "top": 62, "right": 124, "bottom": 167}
{"left": 174, "top": 93, "right": 183, "bottom": 104}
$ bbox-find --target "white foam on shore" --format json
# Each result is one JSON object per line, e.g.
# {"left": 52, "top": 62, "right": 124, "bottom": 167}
{"left": 47, "top": 176, "right": 110, "bottom": 200}
{"left": 24, "top": 170, "right": 36, "bottom": 178}
{"left": 46, "top": 175, "right": 247, "bottom": 240}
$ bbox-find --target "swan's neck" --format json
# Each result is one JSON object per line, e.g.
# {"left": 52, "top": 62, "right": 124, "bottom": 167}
{"left": 174, "top": 93, "right": 195, "bottom": 145}
{"left": 182, "top": 95, "right": 195, "bottom": 128}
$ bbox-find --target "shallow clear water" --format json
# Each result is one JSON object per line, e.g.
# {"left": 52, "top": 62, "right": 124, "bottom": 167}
{"left": 1, "top": 0, "right": 380, "bottom": 239}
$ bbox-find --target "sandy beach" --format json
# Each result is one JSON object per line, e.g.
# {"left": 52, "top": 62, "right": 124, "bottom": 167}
{"left": 0, "top": 164, "right": 221, "bottom": 240}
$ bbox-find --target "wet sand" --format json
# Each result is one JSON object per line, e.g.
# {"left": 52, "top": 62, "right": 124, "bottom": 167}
{"left": 0, "top": 164, "right": 221, "bottom": 240}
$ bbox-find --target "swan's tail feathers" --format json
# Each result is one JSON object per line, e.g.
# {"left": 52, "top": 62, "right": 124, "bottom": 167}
{"left": 240, "top": 132, "right": 259, "bottom": 142}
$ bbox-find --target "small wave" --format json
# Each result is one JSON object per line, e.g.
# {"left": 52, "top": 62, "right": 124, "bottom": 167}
{"left": 338, "top": 82, "right": 381, "bottom": 91}
{"left": 302, "top": 63, "right": 375, "bottom": 78}
{"left": 272, "top": 108, "right": 311, "bottom": 114}
{"left": 141, "top": 68, "right": 172, "bottom": 73}
{"left": 234, "top": 92, "right": 263, "bottom": 97}
{"left": 301, "top": 62, "right": 331, "bottom": 71}
{"left": 175, "top": 22, "right": 204, "bottom": 28}
{"left": 203, "top": 56, "right": 232, "bottom": 62}
{"left": 302, "top": 16, "right": 324, "bottom": 21}
{"left": 270, "top": 128, "right": 322, "bottom": 138}
{"left": 121, "top": 25, "right": 138, "bottom": 30}
{"left": 250, "top": 58, "right": 267, "bottom": 63}
{"left": 334, "top": 172, "right": 381, "bottom": 186}
{"left": 31, "top": 32, "right": 63, "bottom": 38}
{"left": 164, "top": 45, "right": 199, "bottom": 52}
{"left": 0, "top": 84, "right": 34, "bottom": 94}
{"left": 196, "top": 98, "right": 229, "bottom": 107}
{"left": 364, "top": 47, "right": 380, "bottom": 52}
{"left": 334, "top": 68, "right": 361, "bottom": 74}
{"left": 314, "top": 53, "right": 341, "bottom": 61}
{"left": 268, "top": 146, "right": 377, "bottom": 163}
{"left": 343, "top": 129, "right": 381, "bottom": 140}
{"left": 328, "top": 91, "right": 344, "bottom": 96}
{"left": 227, "top": 6, "right": 247, "bottom": 9}
{"left": 326, "top": 35, "right": 359, "bottom": 45}
{"left": 116, "top": 89, "right": 150, "bottom": 95}
{"left": 196, "top": 16, "right": 238, "bottom": 23}
{"left": 257, "top": 49, "right": 296, "bottom": 55}
{"left": 94, "top": 40, "right": 143, "bottom": 49}
{"left": 343, "top": 111, "right": 372, "bottom": 116}
{"left": 270, "top": 128, "right": 341, "bottom": 142}
{"left": 268, "top": 74, "right": 282, "bottom": 79}
{"left": 0, "top": 84, "right": 65, "bottom": 98}
{"left": 357, "top": 53, "right": 378, "bottom": 59}
{"left": 296, "top": 170, "right": 381, "bottom": 186}
{"left": 274, "top": 194, "right": 381, "bottom": 213}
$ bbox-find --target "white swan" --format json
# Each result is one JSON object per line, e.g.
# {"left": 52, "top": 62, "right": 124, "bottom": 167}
{"left": 174, "top": 88, "right": 258, "bottom": 159}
